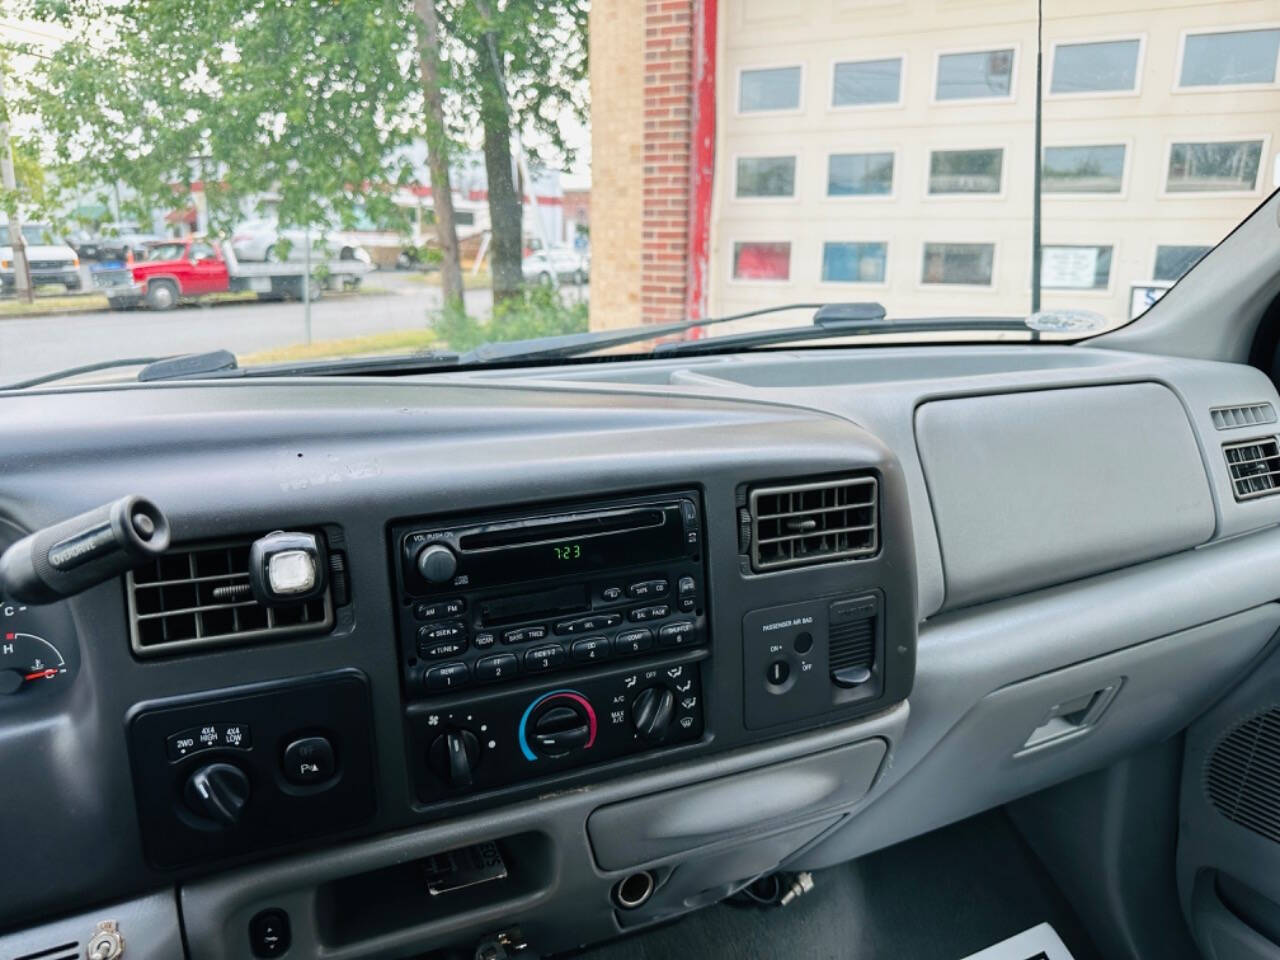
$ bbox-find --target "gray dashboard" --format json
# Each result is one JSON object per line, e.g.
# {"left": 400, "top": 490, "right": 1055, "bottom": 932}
{"left": 2, "top": 342, "right": 1279, "bottom": 958}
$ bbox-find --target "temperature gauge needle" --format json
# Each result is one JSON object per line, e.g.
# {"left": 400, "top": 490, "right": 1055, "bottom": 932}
{"left": 24, "top": 669, "right": 57, "bottom": 681}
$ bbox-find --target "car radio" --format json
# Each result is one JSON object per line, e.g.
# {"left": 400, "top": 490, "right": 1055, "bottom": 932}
{"left": 390, "top": 490, "right": 709, "bottom": 801}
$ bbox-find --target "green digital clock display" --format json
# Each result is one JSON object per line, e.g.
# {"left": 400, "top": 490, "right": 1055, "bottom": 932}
{"left": 552, "top": 542, "right": 583, "bottom": 561}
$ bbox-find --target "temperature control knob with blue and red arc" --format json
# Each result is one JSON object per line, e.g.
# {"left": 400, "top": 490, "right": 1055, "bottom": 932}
{"left": 518, "top": 689, "right": 598, "bottom": 760}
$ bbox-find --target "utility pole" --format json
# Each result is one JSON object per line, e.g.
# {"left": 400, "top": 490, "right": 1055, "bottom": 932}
{"left": 1030, "top": 0, "right": 1043, "bottom": 315}
{"left": 0, "top": 70, "right": 33, "bottom": 304}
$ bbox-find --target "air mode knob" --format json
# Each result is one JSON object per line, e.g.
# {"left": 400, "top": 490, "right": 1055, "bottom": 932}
{"left": 184, "top": 761, "right": 250, "bottom": 827}
{"left": 631, "top": 686, "right": 675, "bottom": 741}
{"left": 416, "top": 543, "right": 458, "bottom": 584}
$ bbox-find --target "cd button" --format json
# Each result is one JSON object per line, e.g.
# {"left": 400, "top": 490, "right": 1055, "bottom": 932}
{"left": 627, "top": 579, "right": 669, "bottom": 599}
{"left": 524, "top": 644, "right": 566, "bottom": 672}
{"left": 424, "top": 661, "right": 470, "bottom": 691}
{"left": 613, "top": 628, "right": 654, "bottom": 655}
{"left": 571, "top": 636, "right": 611, "bottom": 662}
{"left": 475, "top": 653, "right": 519, "bottom": 682}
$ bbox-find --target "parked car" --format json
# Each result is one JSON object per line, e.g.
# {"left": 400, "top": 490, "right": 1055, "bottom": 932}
{"left": 522, "top": 243, "right": 589, "bottom": 285}
{"left": 64, "top": 228, "right": 103, "bottom": 261}
{"left": 98, "top": 230, "right": 165, "bottom": 261}
{"left": 0, "top": 223, "right": 81, "bottom": 292}
{"left": 231, "top": 218, "right": 372, "bottom": 264}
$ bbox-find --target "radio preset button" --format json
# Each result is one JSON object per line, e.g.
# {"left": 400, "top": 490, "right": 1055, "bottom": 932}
{"left": 571, "top": 636, "right": 611, "bottom": 662}
{"left": 628, "top": 604, "right": 670, "bottom": 622}
{"left": 658, "top": 620, "right": 697, "bottom": 647}
{"left": 420, "top": 638, "right": 469, "bottom": 660}
{"left": 473, "top": 631, "right": 497, "bottom": 651}
{"left": 524, "top": 644, "right": 566, "bottom": 672}
{"left": 424, "top": 662, "right": 470, "bottom": 691}
{"left": 475, "top": 653, "right": 519, "bottom": 682}
{"left": 627, "top": 579, "right": 669, "bottom": 599}
{"left": 502, "top": 625, "right": 548, "bottom": 644}
{"left": 613, "top": 628, "right": 654, "bottom": 655}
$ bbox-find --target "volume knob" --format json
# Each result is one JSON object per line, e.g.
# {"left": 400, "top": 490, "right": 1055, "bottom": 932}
{"left": 416, "top": 543, "right": 458, "bottom": 584}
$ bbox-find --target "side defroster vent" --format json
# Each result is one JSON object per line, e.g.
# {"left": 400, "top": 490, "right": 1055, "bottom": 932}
{"left": 1211, "top": 403, "right": 1277, "bottom": 430}
{"left": 1223, "top": 437, "right": 1280, "bottom": 501}
{"left": 745, "top": 475, "right": 878, "bottom": 572}
{"left": 126, "top": 536, "right": 333, "bottom": 656}
{"left": 1205, "top": 706, "right": 1280, "bottom": 845}
{"left": 13, "top": 943, "right": 79, "bottom": 960}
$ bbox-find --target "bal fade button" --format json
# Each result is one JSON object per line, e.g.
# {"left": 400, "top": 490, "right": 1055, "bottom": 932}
{"left": 282, "top": 735, "right": 336, "bottom": 786}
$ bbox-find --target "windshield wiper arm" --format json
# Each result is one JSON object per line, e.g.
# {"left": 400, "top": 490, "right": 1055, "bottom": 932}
{"left": 0, "top": 356, "right": 173, "bottom": 391}
{"left": 454, "top": 303, "right": 829, "bottom": 365}
{"left": 652, "top": 312, "right": 1032, "bottom": 357}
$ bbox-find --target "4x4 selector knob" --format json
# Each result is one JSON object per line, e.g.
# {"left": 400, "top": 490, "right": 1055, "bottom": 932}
{"left": 184, "top": 761, "right": 250, "bottom": 827}
{"left": 631, "top": 686, "right": 675, "bottom": 741}
{"left": 416, "top": 543, "right": 458, "bottom": 584}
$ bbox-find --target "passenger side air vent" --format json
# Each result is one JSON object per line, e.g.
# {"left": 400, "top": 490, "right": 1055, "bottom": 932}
{"left": 126, "top": 536, "right": 334, "bottom": 656}
{"left": 745, "top": 475, "right": 878, "bottom": 572}
{"left": 1223, "top": 437, "right": 1280, "bottom": 501}
{"left": 1212, "top": 403, "right": 1277, "bottom": 430}
{"left": 13, "top": 943, "right": 78, "bottom": 960}
{"left": 1206, "top": 706, "right": 1280, "bottom": 845}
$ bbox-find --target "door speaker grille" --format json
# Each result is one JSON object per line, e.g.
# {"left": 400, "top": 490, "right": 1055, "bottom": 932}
{"left": 1205, "top": 705, "right": 1280, "bottom": 844}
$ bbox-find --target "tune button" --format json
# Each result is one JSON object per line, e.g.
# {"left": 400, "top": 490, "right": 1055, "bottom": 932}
{"left": 524, "top": 644, "right": 566, "bottom": 672}
{"left": 571, "top": 636, "right": 611, "bottom": 662}
{"left": 419, "top": 638, "right": 468, "bottom": 660}
{"left": 613, "top": 628, "right": 654, "bottom": 655}
{"left": 424, "top": 661, "right": 470, "bottom": 691}
{"left": 475, "top": 653, "right": 519, "bottom": 682}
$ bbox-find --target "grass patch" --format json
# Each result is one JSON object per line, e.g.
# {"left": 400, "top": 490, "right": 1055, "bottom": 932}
{"left": 0, "top": 293, "right": 109, "bottom": 317}
{"left": 402, "top": 269, "right": 492, "bottom": 290}
{"left": 240, "top": 327, "right": 438, "bottom": 365}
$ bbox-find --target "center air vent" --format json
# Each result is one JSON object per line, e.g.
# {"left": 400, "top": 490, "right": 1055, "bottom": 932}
{"left": 745, "top": 475, "right": 878, "bottom": 572}
{"left": 126, "top": 536, "right": 333, "bottom": 656}
{"left": 1211, "top": 403, "right": 1277, "bottom": 430}
{"left": 1223, "top": 437, "right": 1280, "bottom": 501}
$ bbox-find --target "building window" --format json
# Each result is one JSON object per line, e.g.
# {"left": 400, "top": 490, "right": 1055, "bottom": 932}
{"left": 822, "top": 242, "right": 888, "bottom": 283}
{"left": 1167, "top": 140, "right": 1264, "bottom": 193}
{"left": 1180, "top": 29, "right": 1280, "bottom": 87}
{"left": 928, "top": 148, "right": 1003, "bottom": 194}
{"left": 1050, "top": 39, "right": 1141, "bottom": 94}
{"left": 733, "top": 242, "right": 791, "bottom": 280}
{"left": 935, "top": 49, "right": 1015, "bottom": 100}
{"left": 736, "top": 156, "right": 796, "bottom": 198}
{"left": 828, "top": 152, "right": 895, "bottom": 196}
{"left": 1040, "top": 245, "right": 1113, "bottom": 290}
{"left": 833, "top": 57, "right": 902, "bottom": 106}
{"left": 1042, "top": 145, "right": 1126, "bottom": 193}
{"left": 922, "top": 243, "right": 995, "bottom": 285}
{"left": 1154, "top": 245, "right": 1211, "bottom": 281}
{"left": 739, "top": 66, "right": 802, "bottom": 112}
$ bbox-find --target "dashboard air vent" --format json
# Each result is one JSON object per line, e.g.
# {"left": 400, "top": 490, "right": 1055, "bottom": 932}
{"left": 14, "top": 943, "right": 79, "bottom": 960}
{"left": 746, "top": 475, "right": 877, "bottom": 572}
{"left": 1212, "top": 403, "right": 1277, "bottom": 430}
{"left": 1206, "top": 706, "right": 1280, "bottom": 845}
{"left": 1223, "top": 438, "right": 1280, "bottom": 501}
{"left": 126, "top": 536, "right": 333, "bottom": 656}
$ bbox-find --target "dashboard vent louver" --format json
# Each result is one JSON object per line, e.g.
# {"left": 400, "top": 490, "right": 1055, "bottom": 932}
{"left": 1223, "top": 437, "right": 1280, "bottom": 501}
{"left": 747, "top": 475, "right": 878, "bottom": 572}
{"left": 126, "top": 536, "right": 333, "bottom": 656}
{"left": 1212, "top": 403, "right": 1277, "bottom": 430}
{"left": 1205, "top": 706, "right": 1280, "bottom": 845}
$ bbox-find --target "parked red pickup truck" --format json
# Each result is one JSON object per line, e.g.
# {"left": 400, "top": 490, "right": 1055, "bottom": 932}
{"left": 93, "top": 236, "right": 371, "bottom": 310}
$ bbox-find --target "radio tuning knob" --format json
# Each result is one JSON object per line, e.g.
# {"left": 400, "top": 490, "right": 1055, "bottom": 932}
{"left": 631, "top": 686, "right": 675, "bottom": 742}
{"left": 416, "top": 543, "right": 458, "bottom": 584}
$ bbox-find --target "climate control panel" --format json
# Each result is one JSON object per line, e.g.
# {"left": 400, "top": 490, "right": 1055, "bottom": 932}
{"left": 406, "top": 656, "right": 705, "bottom": 803}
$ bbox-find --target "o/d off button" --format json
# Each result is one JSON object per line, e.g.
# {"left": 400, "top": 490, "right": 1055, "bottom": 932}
{"left": 767, "top": 659, "right": 790, "bottom": 686}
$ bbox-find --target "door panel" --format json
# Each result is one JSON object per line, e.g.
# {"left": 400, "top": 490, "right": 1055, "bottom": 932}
{"left": 1179, "top": 635, "right": 1280, "bottom": 959}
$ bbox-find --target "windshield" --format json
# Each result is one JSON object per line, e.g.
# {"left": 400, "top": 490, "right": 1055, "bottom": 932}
{"left": 0, "top": 1, "right": 1275, "bottom": 383}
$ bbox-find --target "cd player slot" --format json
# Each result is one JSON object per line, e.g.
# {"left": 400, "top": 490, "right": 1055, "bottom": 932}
{"left": 480, "top": 585, "right": 590, "bottom": 626}
{"left": 461, "top": 508, "right": 667, "bottom": 551}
